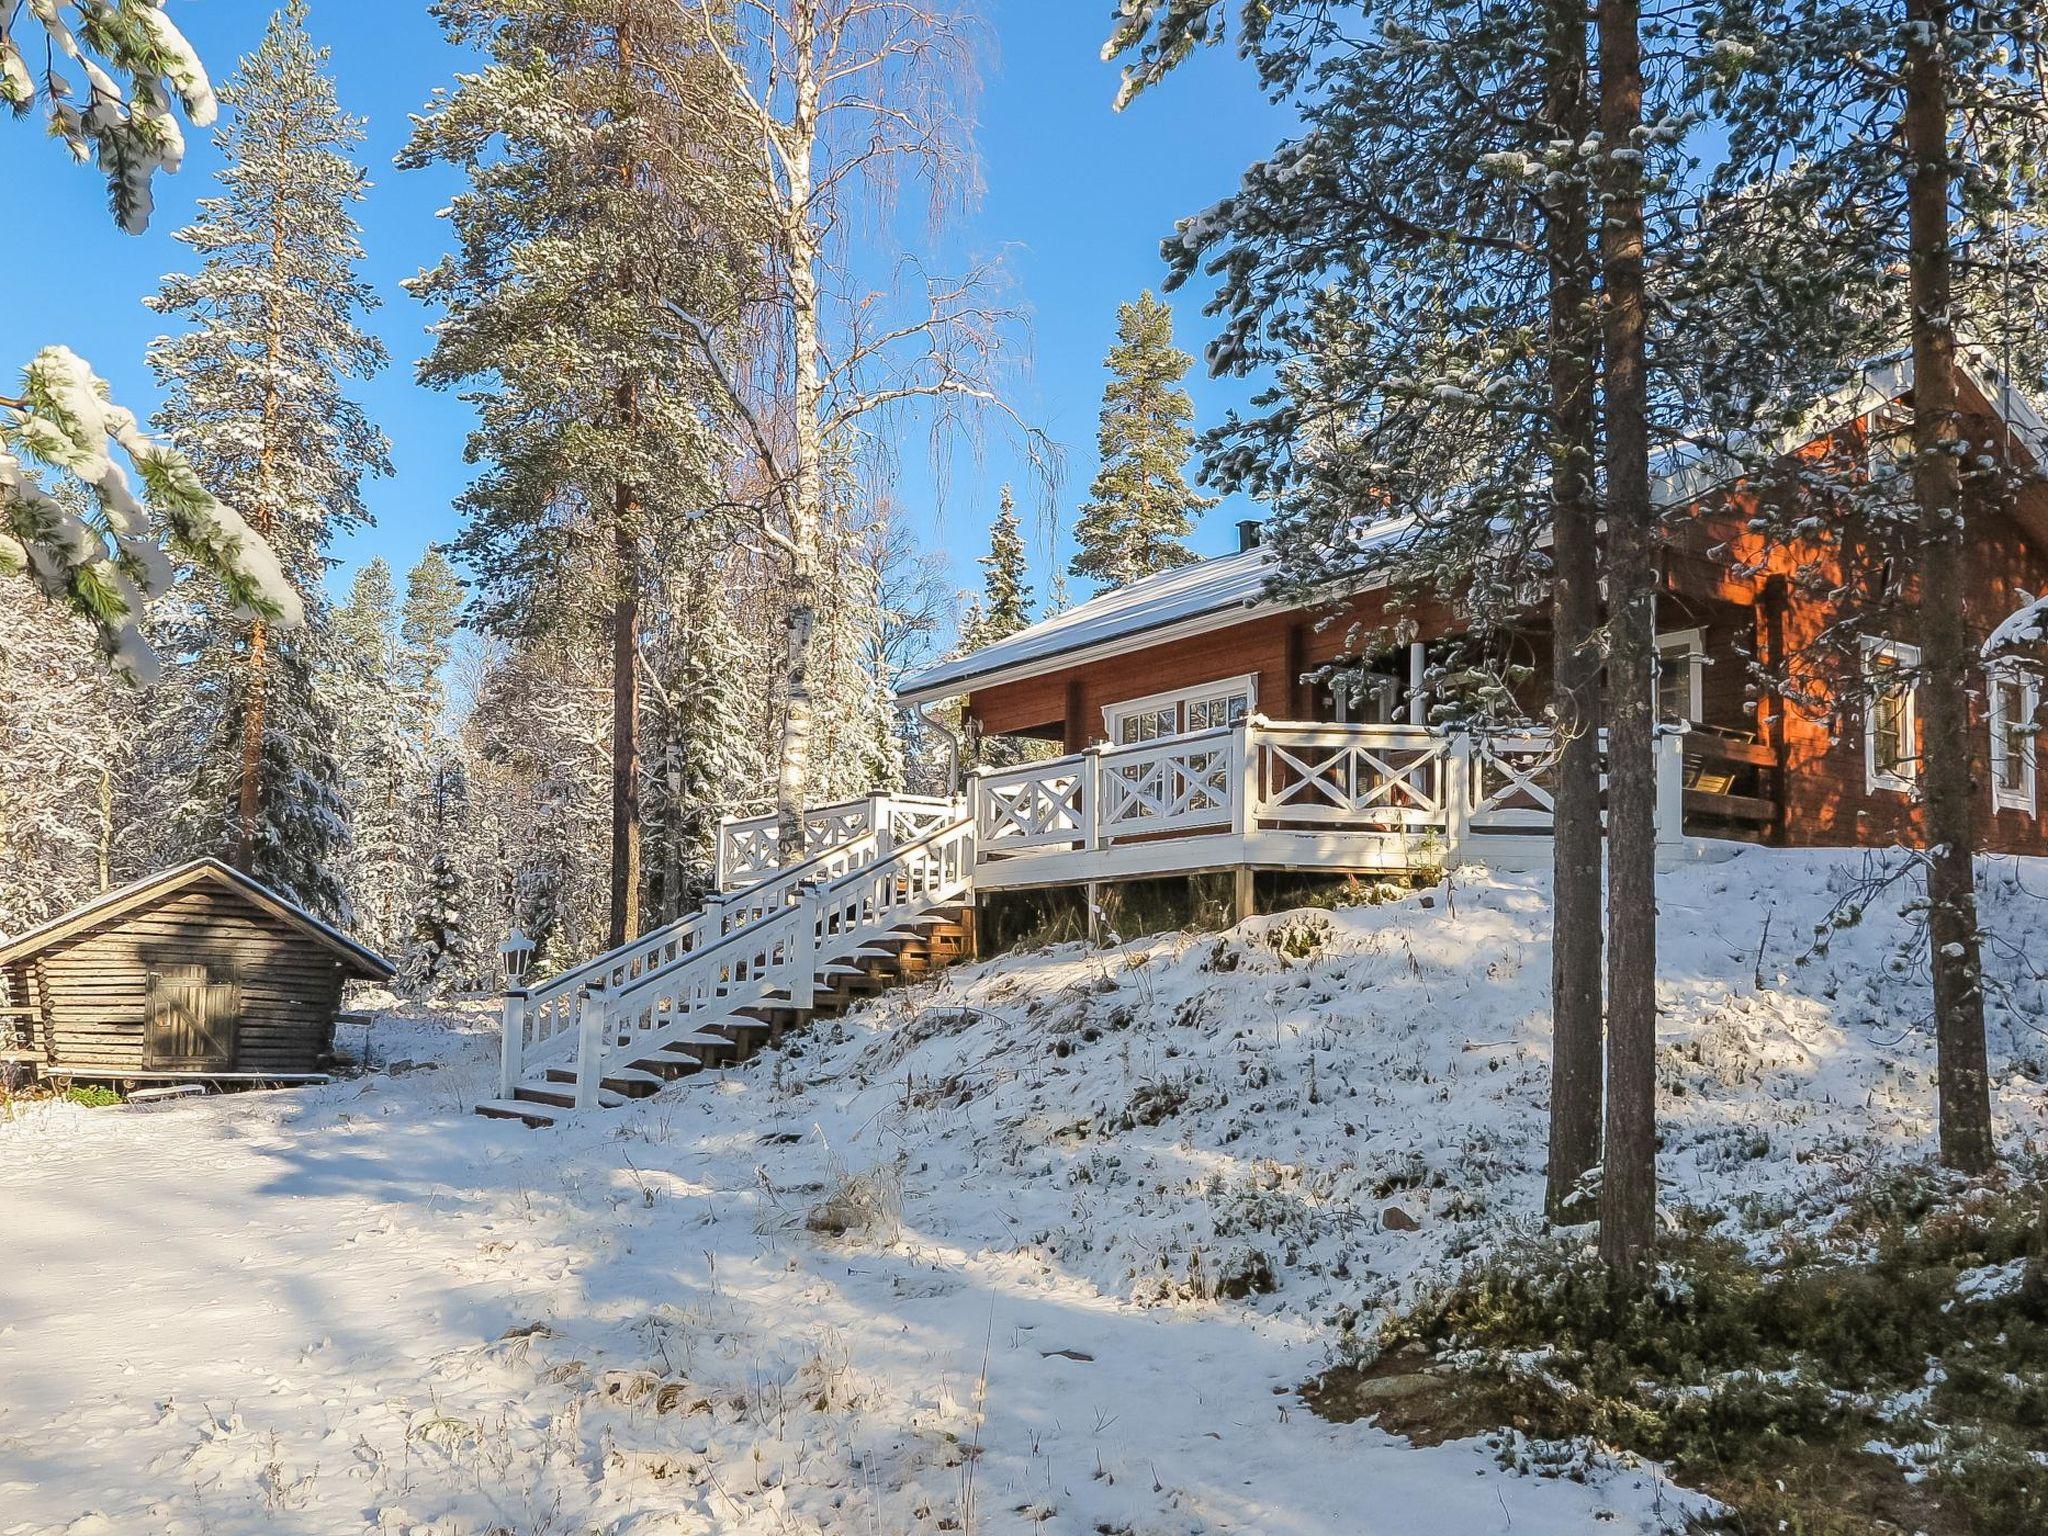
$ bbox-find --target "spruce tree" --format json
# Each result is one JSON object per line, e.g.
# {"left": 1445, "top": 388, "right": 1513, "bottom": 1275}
{"left": 1070, "top": 293, "right": 1213, "bottom": 591}
{"left": 403, "top": 757, "right": 476, "bottom": 996}
{"left": 330, "top": 558, "right": 414, "bottom": 952}
{"left": 400, "top": 549, "right": 463, "bottom": 751}
{"left": 964, "top": 485, "right": 1032, "bottom": 651}
{"left": 144, "top": 0, "right": 387, "bottom": 911}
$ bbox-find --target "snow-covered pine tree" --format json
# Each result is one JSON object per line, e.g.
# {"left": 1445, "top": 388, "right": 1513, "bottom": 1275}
{"left": 144, "top": 0, "right": 387, "bottom": 914}
{"left": 399, "top": 549, "right": 463, "bottom": 753}
{"left": 1699, "top": 0, "right": 2048, "bottom": 1176}
{"left": 1107, "top": 0, "right": 1619, "bottom": 1225}
{"left": 1068, "top": 293, "right": 1213, "bottom": 592}
{"left": 404, "top": 1, "right": 760, "bottom": 949}
{"left": 402, "top": 756, "right": 476, "bottom": 997}
{"left": 1, "top": 6, "right": 302, "bottom": 679}
{"left": 330, "top": 558, "right": 416, "bottom": 952}
{"left": 964, "top": 484, "right": 1032, "bottom": 652}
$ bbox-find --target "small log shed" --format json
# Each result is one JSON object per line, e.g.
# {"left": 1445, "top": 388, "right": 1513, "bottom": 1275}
{"left": 0, "top": 859, "right": 394, "bottom": 1085}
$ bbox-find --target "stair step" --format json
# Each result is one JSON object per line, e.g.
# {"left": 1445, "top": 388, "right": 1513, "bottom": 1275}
{"left": 474, "top": 1098, "right": 558, "bottom": 1126}
{"left": 514, "top": 1084, "right": 628, "bottom": 1110}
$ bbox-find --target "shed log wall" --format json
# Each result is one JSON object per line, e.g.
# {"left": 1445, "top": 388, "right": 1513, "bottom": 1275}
{"left": 29, "top": 885, "right": 348, "bottom": 1076}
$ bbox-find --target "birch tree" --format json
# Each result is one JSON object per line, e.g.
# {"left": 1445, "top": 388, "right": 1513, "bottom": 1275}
{"left": 659, "top": 0, "right": 1041, "bottom": 853}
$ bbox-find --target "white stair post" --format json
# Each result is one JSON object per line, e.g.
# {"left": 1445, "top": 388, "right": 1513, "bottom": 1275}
{"left": 573, "top": 985, "right": 607, "bottom": 1110}
{"left": 498, "top": 989, "right": 527, "bottom": 1100}
{"left": 871, "top": 793, "right": 895, "bottom": 859}
{"left": 793, "top": 883, "right": 823, "bottom": 1011}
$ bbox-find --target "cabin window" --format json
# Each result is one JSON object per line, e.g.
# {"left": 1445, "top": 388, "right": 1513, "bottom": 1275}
{"left": 1989, "top": 665, "right": 2040, "bottom": 814}
{"left": 1655, "top": 629, "right": 1705, "bottom": 724}
{"left": 1103, "top": 674, "right": 1256, "bottom": 745}
{"left": 1862, "top": 637, "right": 1921, "bottom": 794}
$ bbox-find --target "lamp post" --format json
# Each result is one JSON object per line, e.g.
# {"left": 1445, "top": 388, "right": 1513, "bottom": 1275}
{"left": 496, "top": 928, "right": 534, "bottom": 1099}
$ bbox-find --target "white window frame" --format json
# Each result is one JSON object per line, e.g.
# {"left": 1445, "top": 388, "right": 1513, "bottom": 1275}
{"left": 1654, "top": 627, "right": 1706, "bottom": 725}
{"left": 1102, "top": 673, "right": 1258, "bottom": 745}
{"left": 1862, "top": 636, "right": 1921, "bottom": 796}
{"left": 1988, "top": 664, "right": 2040, "bottom": 815}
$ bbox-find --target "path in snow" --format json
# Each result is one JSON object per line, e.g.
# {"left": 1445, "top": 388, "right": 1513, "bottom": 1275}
{"left": 0, "top": 1008, "right": 1693, "bottom": 1535}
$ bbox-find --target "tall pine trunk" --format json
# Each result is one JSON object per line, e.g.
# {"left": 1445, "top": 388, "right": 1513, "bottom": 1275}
{"left": 606, "top": 20, "right": 644, "bottom": 949}
{"left": 234, "top": 193, "right": 293, "bottom": 875}
{"left": 1902, "top": 0, "right": 1994, "bottom": 1174}
{"left": 1597, "top": 0, "right": 1661, "bottom": 1266}
{"left": 1544, "top": 0, "right": 1604, "bottom": 1221}
{"left": 609, "top": 476, "right": 643, "bottom": 948}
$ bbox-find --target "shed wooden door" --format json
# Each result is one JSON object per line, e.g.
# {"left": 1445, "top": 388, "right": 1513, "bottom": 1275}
{"left": 145, "top": 964, "right": 239, "bottom": 1069}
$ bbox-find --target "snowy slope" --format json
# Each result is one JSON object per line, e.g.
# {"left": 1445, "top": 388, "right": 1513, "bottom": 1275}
{"left": 2, "top": 846, "right": 2044, "bottom": 1536}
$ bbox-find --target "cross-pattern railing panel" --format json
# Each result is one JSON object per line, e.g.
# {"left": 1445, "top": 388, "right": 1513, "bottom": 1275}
{"left": 976, "top": 760, "right": 1088, "bottom": 851}
{"left": 1468, "top": 731, "right": 1564, "bottom": 832}
{"left": 1255, "top": 724, "right": 1451, "bottom": 829}
{"left": 1096, "top": 729, "right": 1239, "bottom": 840}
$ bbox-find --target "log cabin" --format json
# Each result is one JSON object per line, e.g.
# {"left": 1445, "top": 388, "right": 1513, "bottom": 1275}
{"left": 870, "top": 354, "right": 2048, "bottom": 928}
{"left": 0, "top": 859, "right": 394, "bottom": 1085}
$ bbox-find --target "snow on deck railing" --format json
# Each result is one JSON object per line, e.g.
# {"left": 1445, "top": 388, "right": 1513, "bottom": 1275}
{"left": 714, "top": 793, "right": 961, "bottom": 890}
{"left": 971, "top": 718, "right": 1687, "bottom": 869}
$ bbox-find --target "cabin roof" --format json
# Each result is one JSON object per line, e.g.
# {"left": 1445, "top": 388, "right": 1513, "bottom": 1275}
{"left": 900, "top": 352, "right": 2048, "bottom": 705}
{"left": 0, "top": 859, "right": 397, "bottom": 980}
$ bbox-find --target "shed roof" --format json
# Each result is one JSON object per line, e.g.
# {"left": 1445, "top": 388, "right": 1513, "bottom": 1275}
{"left": 0, "top": 860, "right": 396, "bottom": 980}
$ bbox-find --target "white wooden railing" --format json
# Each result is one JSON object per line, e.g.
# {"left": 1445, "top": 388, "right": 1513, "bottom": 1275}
{"left": 572, "top": 815, "right": 976, "bottom": 1107}
{"left": 714, "top": 793, "right": 960, "bottom": 890}
{"left": 499, "top": 808, "right": 953, "bottom": 1097}
{"left": 972, "top": 717, "right": 1687, "bottom": 869}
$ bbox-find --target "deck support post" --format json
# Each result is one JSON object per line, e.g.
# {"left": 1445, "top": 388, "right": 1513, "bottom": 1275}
{"left": 1085, "top": 881, "right": 1104, "bottom": 946}
{"left": 1445, "top": 733, "right": 1475, "bottom": 861}
{"left": 498, "top": 989, "right": 527, "bottom": 1100}
{"left": 1231, "top": 866, "right": 1256, "bottom": 924}
{"left": 573, "top": 985, "right": 606, "bottom": 1110}
{"left": 1655, "top": 727, "right": 1688, "bottom": 848}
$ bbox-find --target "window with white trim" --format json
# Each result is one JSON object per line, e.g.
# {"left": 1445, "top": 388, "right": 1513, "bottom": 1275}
{"left": 1989, "top": 665, "right": 2040, "bottom": 814}
{"left": 1654, "top": 628, "right": 1705, "bottom": 725}
{"left": 1103, "top": 674, "right": 1257, "bottom": 745}
{"left": 1862, "top": 637, "right": 1921, "bottom": 794}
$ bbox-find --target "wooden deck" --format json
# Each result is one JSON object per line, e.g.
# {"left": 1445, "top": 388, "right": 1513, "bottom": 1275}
{"left": 716, "top": 720, "right": 1718, "bottom": 900}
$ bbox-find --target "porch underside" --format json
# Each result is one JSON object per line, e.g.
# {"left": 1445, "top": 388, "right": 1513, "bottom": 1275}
{"left": 970, "top": 826, "right": 1561, "bottom": 892}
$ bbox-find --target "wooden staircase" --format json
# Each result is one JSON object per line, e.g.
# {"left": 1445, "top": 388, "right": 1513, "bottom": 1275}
{"left": 475, "top": 903, "right": 973, "bottom": 1128}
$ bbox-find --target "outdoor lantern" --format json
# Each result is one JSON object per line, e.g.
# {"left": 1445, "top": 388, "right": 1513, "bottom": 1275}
{"left": 499, "top": 927, "right": 534, "bottom": 987}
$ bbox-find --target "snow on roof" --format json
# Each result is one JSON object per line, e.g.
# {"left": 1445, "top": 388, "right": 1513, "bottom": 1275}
{"left": 0, "top": 858, "right": 396, "bottom": 979}
{"left": 896, "top": 516, "right": 1414, "bottom": 704}
{"left": 902, "top": 353, "right": 2048, "bottom": 706}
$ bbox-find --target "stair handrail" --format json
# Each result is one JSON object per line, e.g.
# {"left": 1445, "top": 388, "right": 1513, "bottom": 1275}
{"left": 579, "top": 812, "right": 976, "bottom": 1106}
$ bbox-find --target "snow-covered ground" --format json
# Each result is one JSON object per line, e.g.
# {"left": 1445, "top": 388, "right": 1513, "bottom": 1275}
{"left": 2, "top": 845, "right": 2043, "bottom": 1535}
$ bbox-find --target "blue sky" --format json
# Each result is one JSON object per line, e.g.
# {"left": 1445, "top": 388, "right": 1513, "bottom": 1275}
{"left": 0, "top": 1, "right": 1290, "bottom": 623}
